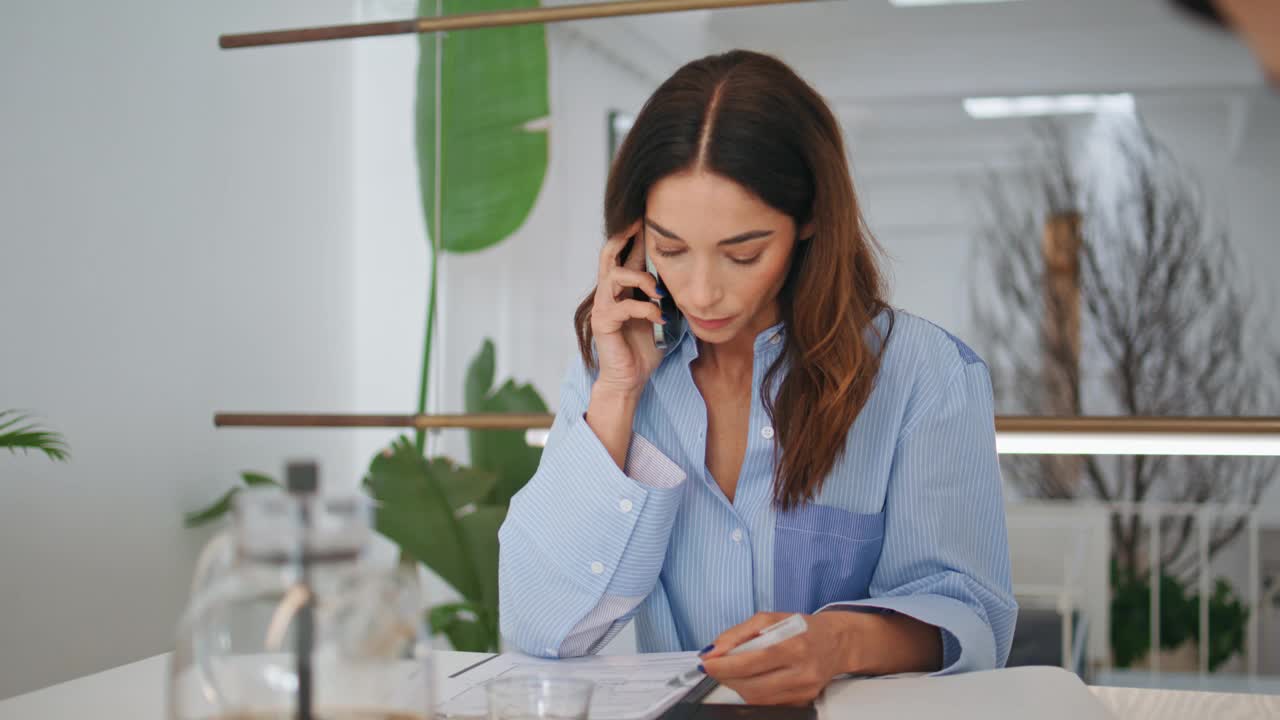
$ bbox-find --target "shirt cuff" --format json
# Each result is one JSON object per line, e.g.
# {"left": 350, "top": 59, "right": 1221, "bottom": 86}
{"left": 626, "top": 432, "right": 685, "bottom": 489}
{"left": 819, "top": 594, "right": 996, "bottom": 675}
{"left": 558, "top": 593, "right": 646, "bottom": 657}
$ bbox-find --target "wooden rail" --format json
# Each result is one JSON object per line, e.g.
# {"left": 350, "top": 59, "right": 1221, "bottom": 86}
{"left": 220, "top": 0, "right": 820, "bottom": 49}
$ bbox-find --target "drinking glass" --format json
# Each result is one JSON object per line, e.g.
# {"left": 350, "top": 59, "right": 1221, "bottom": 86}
{"left": 485, "top": 676, "right": 595, "bottom": 720}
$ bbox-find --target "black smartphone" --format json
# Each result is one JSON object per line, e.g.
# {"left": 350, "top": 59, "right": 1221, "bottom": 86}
{"left": 644, "top": 247, "right": 680, "bottom": 352}
{"left": 618, "top": 234, "right": 680, "bottom": 352}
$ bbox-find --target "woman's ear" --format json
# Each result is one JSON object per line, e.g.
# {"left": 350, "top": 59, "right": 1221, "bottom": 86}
{"left": 799, "top": 221, "right": 816, "bottom": 242}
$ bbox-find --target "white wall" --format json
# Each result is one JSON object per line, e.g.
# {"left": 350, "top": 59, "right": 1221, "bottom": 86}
{"left": 0, "top": 0, "right": 361, "bottom": 699}
{"left": 350, "top": 0, "right": 430, "bottom": 476}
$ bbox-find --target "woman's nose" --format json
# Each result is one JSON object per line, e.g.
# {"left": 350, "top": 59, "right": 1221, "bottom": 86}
{"left": 684, "top": 265, "right": 725, "bottom": 311}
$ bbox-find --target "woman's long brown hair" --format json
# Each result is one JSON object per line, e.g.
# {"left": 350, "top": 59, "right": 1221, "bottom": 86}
{"left": 574, "top": 50, "right": 893, "bottom": 509}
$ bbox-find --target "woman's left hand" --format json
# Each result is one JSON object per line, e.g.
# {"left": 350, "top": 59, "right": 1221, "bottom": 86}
{"left": 698, "top": 611, "right": 858, "bottom": 706}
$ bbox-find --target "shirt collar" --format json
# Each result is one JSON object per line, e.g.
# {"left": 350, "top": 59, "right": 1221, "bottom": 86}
{"left": 671, "top": 317, "right": 787, "bottom": 365}
{"left": 752, "top": 321, "right": 786, "bottom": 354}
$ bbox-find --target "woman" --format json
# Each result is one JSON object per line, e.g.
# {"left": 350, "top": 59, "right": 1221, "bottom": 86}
{"left": 498, "top": 50, "right": 1016, "bottom": 705}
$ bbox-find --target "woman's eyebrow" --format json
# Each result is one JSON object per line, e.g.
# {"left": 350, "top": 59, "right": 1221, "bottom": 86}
{"left": 645, "top": 217, "right": 775, "bottom": 246}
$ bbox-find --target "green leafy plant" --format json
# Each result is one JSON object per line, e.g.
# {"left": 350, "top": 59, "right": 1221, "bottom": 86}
{"left": 1, "top": 409, "right": 70, "bottom": 461}
{"left": 1110, "top": 560, "right": 1250, "bottom": 671}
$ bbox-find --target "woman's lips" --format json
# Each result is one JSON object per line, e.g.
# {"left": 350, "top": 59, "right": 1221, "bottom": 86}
{"left": 687, "top": 313, "right": 735, "bottom": 330}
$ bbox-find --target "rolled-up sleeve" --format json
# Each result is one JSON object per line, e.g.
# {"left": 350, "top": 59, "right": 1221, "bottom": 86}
{"left": 499, "top": 357, "right": 687, "bottom": 657}
{"left": 820, "top": 361, "right": 1017, "bottom": 674}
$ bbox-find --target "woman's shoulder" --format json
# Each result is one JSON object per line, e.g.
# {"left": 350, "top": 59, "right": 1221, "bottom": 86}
{"left": 875, "top": 308, "right": 988, "bottom": 387}
{"left": 856, "top": 310, "right": 993, "bottom": 444}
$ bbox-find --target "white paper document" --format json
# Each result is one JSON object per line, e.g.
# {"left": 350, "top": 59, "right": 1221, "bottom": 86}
{"left": 439, "top": 651, "right": 703, "bottom": 720}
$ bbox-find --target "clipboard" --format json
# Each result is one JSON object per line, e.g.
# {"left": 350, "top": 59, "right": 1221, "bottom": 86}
{"left": 661, "top": 699, "right": 816, "bottom": 720}
{"left": 657, "top": 676, "right": 816, "bottom": 720}
{"left": 661, "top": 674, "right": 719, "bottom": 713}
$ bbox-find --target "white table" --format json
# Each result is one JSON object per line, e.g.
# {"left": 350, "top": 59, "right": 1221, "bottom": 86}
{"left": 0, "top": 651, "right": 1275, "bottom": 720}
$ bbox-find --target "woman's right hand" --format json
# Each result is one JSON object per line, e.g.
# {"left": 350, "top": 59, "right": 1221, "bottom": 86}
{"left": 590, "top": 219, "right": 666, "bottom": 399}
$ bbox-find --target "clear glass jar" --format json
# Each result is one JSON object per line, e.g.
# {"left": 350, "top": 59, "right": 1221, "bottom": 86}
{"left": 168, "top": 487, "right": 432, "bottom": 719}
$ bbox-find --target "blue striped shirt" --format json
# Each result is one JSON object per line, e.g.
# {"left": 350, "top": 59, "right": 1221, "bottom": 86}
{"left": 498, "top": 310, "right": 1016, "bottom": 674}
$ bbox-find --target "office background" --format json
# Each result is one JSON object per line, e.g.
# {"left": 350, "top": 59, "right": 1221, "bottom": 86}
{"left": 3, "top": 0, "right": 1278, "bottom": 701}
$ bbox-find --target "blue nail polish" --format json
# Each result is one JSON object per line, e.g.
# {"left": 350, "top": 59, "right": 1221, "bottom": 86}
{"left": 697, "top": 664, "right": 705, "bottom": 673}
{"left": 699, "top": 644, "right": 714, "bottom": 654}
{"left": 655, "top": 286, "right": 667, "bottom": 297}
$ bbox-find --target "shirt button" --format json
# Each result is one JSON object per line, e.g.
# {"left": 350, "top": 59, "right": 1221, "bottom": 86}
{"left": 761, "top": 426, "right": 775, "bottom": 440}
{"left": 590, "top": 561, "right": 604, "bottom": 575}
{"left": 770, "top": 334, "right": 781, "bottom": 345}
{"left": 618, "top": 498, "right": 633, "bottom": 513}
{"left": 731, "top": 529, "right": 744, "bottom": 543}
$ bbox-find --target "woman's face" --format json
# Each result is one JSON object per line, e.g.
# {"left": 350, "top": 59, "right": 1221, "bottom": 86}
{"left": 645, "top": 170, "right": 805, "bottom": 347}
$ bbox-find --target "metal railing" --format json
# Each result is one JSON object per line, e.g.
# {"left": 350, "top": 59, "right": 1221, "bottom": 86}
{"left": 1007, "top": 499, "right": 1277, "bottom": 685}
{"left": 1103, "top": 501, "right": 1278, "bottom": 681}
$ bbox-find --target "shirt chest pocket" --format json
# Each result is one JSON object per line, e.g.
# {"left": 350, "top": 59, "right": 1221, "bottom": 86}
{"left": 773, "top": 503, "right": 885, "bottom": 613}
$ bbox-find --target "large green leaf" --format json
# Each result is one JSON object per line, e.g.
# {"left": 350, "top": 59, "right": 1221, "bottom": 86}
{"left": 473, "top": 380, "right": 548, "bottom": 505}
{"left": 416, "top": 0, "right": 550, "bottom": 253}
{"left": 464, "top": 339, "right": 497, "bottom": 412}
{"left": 457, "top": 505, "right": 507, "bottom": 611}
{"left": 367, "top": 437, "right": 482, "bottom": 601}
{"left": 437, "top": 506, "right": 506, "bottom": 651}
{"left": 428, "top": 456, "right": 498, "bottom": 511}
{"left": 463, "top": 340, "right": 548, "bottom": 505}
{"left": 367, "top": 438, "right": 508, "bottom": 649}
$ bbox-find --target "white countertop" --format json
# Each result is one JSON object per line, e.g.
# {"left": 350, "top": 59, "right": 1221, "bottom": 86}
{"left": 0, "top": 650, "right": 1275, "bottom": 720}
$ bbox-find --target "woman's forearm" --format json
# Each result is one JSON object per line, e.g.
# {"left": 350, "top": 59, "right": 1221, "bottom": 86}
{"left": 834, "top": 610, "right": 943, "bottom": 676}
{"left": 585, "top": 385, "right": 640, "bottom": 470}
